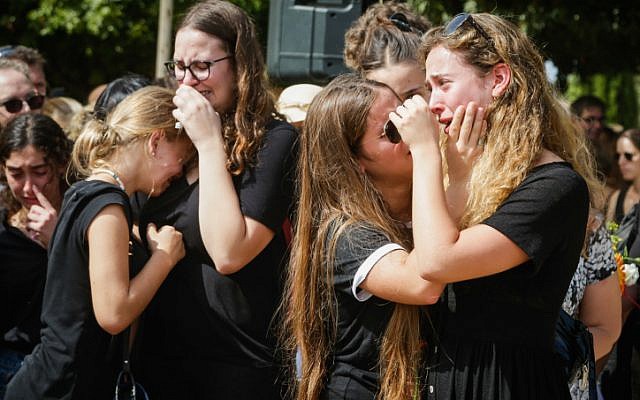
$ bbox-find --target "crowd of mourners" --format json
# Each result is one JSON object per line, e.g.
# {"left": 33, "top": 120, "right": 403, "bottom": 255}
{"left": 0, "top": 1, "right": 639, "bottom": 399}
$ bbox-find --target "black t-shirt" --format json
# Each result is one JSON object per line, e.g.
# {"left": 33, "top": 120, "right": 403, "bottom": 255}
{"left": 138, "top": 120, "right": 297, "bottom": 370}
{"left": 5, "top": 180, "right": 134, "bottom": 400}
{"left": 322, "top": 223, "right": 404, "bottom": 400}
{"left": 424, "top": 162, "right": 589, "bottom": 400}
{"left": 0, "top": 210, "right": 47, "bottom": 353}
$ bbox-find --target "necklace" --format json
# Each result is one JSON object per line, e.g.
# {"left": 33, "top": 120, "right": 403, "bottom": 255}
{"left": 94, "top": 168, "right": 125, "bottom": 191}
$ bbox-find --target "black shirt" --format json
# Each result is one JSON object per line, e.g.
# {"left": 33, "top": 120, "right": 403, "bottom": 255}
{"left": 0, "top": 210, "right": 47, "bottom": 354}
{"left": 137, "top": 120, "right": 297, "bottom": 397}
{"left": 6, "top": 181, "right": 134, "bottom": 400}
{"left": 323, "top": 223, "right": 404, "bottom": 400}
{"left": 424, "top": 162, "right": 589, "bottom": 400}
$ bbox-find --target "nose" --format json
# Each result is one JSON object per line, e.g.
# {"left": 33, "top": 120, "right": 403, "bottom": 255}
{"left": 181, "top": 69, "right": 199, "bottom": 87}
{"left": 428, "top": 92, "right": 444, "bottom": 117}
{"left": 23, "top": 175, "right": 35, "bottom": 195}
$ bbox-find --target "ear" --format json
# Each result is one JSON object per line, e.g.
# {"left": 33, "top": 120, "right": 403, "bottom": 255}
{"left": 147, "top": 129, "right": 164, "bottom": 157}
{"left": 490, "top": 63, "right": 511, "bottom": 98}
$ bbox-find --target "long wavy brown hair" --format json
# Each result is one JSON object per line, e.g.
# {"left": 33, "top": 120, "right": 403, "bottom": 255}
{"left": 419, "top": 13, "right": 602, "bottom": 228}
{"left": 281, "top": 73, "right": 422, "bottom": 400}
{"left": 179, "top": 0, "right": 278, "bottom": 175}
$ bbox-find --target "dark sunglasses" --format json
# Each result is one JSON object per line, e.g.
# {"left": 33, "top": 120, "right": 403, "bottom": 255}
{"left": 1, "top": 93, "right": 45, "bottom": 113}
{"left": 383, "top": 120, "right": 402, "bottom": 144}
{"left": 617, "top": 152, "right": 637, "bottom": 162}
{"left": 389, "top": 13, "right": 423, "bottom": 35}
{"left": 444, "top": 13, "right": 495, "bottom": 49}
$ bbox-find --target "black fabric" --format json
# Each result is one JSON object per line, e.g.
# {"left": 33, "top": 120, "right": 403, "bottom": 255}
{"left": 424, "top": 162, "right": 589, "bottom": 400}
{"left": 321, "top": 223, "right": 397, "bottom": 400}
{"left": 137, "top": 119, "right": 297, "bottom": 400}
{"left": 0, "top": 210, "right": 47, "bottom": 354}
{"left": 5, "top": 180, "right": 136, "bottom": 400}
{"left": 554, "top": 309, "right": 596, "bottom": 399}
{"left": 614, "top": 184, "right": 630, "bottom": 224}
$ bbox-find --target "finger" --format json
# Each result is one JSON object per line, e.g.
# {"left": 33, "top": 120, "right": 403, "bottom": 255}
{"left": 458, "top": 102, "right": 479, "bottom": 145}
{"left": 468, "top": 107, "right": 486, "bottom": 147}
{"left": 32, "top": 185, "right": 55, "bottom": 211}
{"left": 146, "top": 223, "right": 158, "bottom": 237}
{"left": 447, "top": 105, "right": 465, "bottom": 141}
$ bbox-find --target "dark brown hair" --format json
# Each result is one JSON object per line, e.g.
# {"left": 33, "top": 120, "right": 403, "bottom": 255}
{"left": 179, "top": 0, "right": 278, "bottom": 175}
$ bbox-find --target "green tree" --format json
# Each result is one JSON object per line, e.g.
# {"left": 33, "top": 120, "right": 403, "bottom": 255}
{"left": 1, "top": 0, "right": 270, "bottom": 102}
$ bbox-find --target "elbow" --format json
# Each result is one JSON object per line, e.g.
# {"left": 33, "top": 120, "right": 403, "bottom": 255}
{"left": 213, "top": 256, "right": 245, "bottom": 275}
{"left": 96, "top": 314, "right": 128, "bottom": 336}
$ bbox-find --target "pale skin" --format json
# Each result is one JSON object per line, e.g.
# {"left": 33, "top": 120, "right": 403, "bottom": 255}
{"left": 4, "top": 145, "right": 64, "bottom": 247}
{"left": 390, "top": 46, "right": 566, "bottom": 283}
{"left": 86, "top": 133, "right": 188, "bottom": 334}
{"left": 357, "top": 88, "right": 485, "bottom": 305}
{"left": 172, "top": 85, "right": 274, "bottom": 275}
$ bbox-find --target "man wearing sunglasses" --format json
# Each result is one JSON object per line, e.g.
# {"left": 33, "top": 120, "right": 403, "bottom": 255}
{"left": 0, "top": 59, "right": 43, "bottom": 129}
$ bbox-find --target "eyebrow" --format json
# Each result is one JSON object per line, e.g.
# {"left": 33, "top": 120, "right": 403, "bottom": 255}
{"left": 6, "top": 163, "right": 49, "bottom": 170}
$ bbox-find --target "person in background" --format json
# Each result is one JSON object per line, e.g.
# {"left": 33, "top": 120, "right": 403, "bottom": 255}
{"left": 5, "top": 86, "right": 191, "bottom": 400}
{"left": 42, "top": 96, "right": 84, "bottom": 136}
{"left": 0, "top": 114, "right": 72, "bottom": 398}
{"left": 562, "top": 208, "right": 621, "bottom": 399}
{"left": 0, "top": 45, "right": 47, "bottom": 97}
{"left": 137, "top": 1, "right": 298, "bottom": 399}
{"left": 92, "top": 73, "right": 152, "bottom": 121}
{"left": 395, "top": 12, "right": 600, "bottom": 399}
{"left": 0, "top": 59, "right": 44, "bottom": 129}
{"left": 343, "top": 1, "right": 430, "bottom": 101}
{"left": 572, "top": 95, "right": 619, "bottom": 196}
{"left": 276, "top": 83, "right": 322, "bottom": 131}
{"left": 601, "top": 127, "right": 640, "bottom": 400}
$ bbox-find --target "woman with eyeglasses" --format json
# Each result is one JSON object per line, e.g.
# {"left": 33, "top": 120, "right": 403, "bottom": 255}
{"left": 0, "top": 114, "right": 71, "bottom": 398}
{"left": 343, "top": 2, "right": 430, "bottom": 101}
{"left": 0, "top": 59, "right": 44, "bottom": 129}
{"left": 390, "top": 13, "right": 601, "bottom": 399}
{"left": 5, "top": 86, "right": 190, "bottom": 400}
{"left": 135, "top": 1, "right": 298, "bottom": 399}
{"left": 281, "top": 72, "right": 484, "bottom": 400}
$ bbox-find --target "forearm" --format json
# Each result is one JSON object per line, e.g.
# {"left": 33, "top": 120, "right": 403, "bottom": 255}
{"left": 196, "top": 145, "right": 253, "bottom": 273}
{"left": 409, "top": 145, "right": 458, "bottom": 279}
{"left": 445, "top": 179, "right": 469, "bottom": 224}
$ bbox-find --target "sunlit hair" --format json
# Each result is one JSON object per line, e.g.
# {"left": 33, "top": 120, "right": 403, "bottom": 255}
{"left": 419, "top": 13, "right": 602, "bottom": 226}
{"left": 42, "top": 96, "right": 84, "bottom": 135}
{"left": 281, "top": 73, "right": 422, "bottom": 400}
{"left": 179, "top": 0, "right": 279, "bottom": 175}
{"left": 0, "top": 113, "right": 72, "bottom": 216}
{"left": 344, "top": 1, "right": 430, "bottom": 74}
{"left": 0, "top": 58, "right": 30, "bottom": 80}
{"left": 72, "top": 86, "right": 190, "bottom": 177}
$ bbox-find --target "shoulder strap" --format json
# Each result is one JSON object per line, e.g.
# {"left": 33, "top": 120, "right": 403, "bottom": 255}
{"left": 615, "top": 185, "right": 631, "bottom": 223}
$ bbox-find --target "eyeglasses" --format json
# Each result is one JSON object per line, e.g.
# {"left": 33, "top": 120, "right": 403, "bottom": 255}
{"left": 582, "top": 115, "right": 605, "bottom": 125}
{"left": 383, "top": 120, "right": 402, "bottom": 143}
{"left": 617, "top": 152, "right": 637, "bottom": 162}
{"left": 389, "top": 13, "right": 423, "bottom": 35}
{"left": 444, "top": 13, "right": 495, "bottom": 49}
{"left": 164, "top": 56, "right": 233, "bottom": 81}
{"left": 1, "top": 93, "right": 45, "bottom": 113}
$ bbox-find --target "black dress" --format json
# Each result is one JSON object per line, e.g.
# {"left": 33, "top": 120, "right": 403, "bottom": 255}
{"left": 136, "top": 120, "right": 297, "bottom": 400}
{"left": 5, "top": 181, "right": 135, "bottom": 400}
{"left": 424, "top": 162, "right": 589, "bottom": 400}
